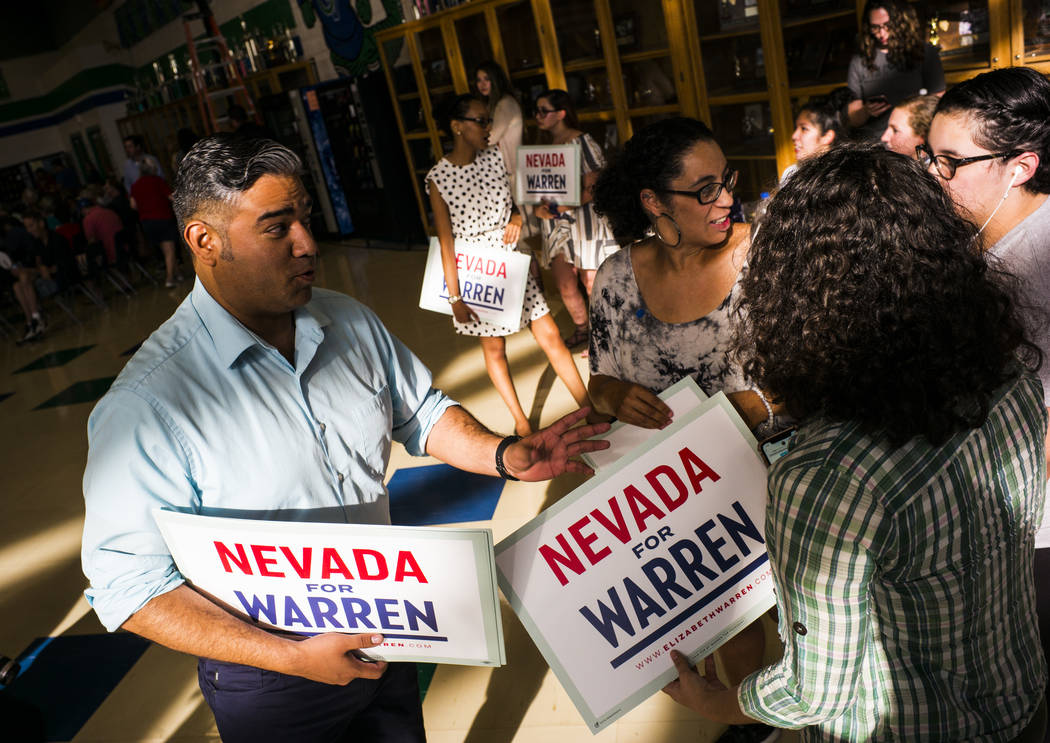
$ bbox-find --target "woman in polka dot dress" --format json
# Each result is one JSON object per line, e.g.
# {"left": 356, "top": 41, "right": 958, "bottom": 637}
{"left": 427, "top": 95, "right": 591, "bottom": 436}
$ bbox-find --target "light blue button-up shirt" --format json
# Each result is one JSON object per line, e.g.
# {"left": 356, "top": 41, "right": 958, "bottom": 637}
{"left": 82, "top": 280, "right": 457, "bottom": 632}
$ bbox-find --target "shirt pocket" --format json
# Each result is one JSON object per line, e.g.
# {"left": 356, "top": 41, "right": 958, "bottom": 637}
{"left": 330, "top": 384, "right": 393, "bottom": 488}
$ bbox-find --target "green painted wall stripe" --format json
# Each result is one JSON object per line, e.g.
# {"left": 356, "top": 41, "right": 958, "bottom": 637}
{"left": 0, "top": 64, "right": 135, "bottom": 124}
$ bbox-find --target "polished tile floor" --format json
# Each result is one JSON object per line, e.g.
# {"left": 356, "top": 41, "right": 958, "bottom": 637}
{"left": 0, "top": 240, "right": 794, "bottom": 742}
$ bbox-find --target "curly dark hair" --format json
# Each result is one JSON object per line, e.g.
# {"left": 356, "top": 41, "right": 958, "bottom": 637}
{"left": 935, "top": 67, "right": 1050, "bottom": 195}
{"left": 593, "top": 117, "right": 716, "bottom": 243}
{"left": 859, "top": 0, "right": 925, "bottom": 72}
{"left": 735, "top": 144, "right": 1039, "bottom": 446}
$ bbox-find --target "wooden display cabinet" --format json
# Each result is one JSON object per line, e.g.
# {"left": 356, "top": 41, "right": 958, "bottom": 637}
{"left": 380, "top": 0, "right": 1050, "bottom": 230}
{"left": 376, "top": 0, "right": 694, "bottom": 234}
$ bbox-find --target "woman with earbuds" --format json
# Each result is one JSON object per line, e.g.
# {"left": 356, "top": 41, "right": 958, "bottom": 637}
{"left": 426, "top": 94, "right": 590, "bottom": 436}
{"left": 923, "top": 66, "right": 1050, "bottom": 717}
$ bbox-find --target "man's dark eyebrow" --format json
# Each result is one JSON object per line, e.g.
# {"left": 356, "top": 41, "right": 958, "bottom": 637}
{"left": 256, "top": 206, "right": 296, "bottom": 224}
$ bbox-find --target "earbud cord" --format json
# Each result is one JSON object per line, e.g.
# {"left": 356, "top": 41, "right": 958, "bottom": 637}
{"left": 978, "top": 167, "right": 1022, "bottom": 235}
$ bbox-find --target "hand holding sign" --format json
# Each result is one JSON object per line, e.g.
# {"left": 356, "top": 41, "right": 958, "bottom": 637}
{"left": 661, "top": 651, "right": 748, "bottom": 722}
{"left": 452, "top": 300, "right": 480, "bottom": 324}
{"left": 606, "top": 381, "right": 673, "bottom": 429}
{"left": 495, "top": 393, "right": 774, "bottom": 732}
{"left": 504, "top": 407, "right": 612, "bottom": 480}
{"left": 293, "top": 631, "right": 389, "bottom": 685}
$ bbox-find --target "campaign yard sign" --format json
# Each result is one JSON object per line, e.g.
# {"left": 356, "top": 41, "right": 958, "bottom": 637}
{"left": 419, "top": 237, "right": 531, "bottom": 330}
{"left": 515, "top": 144, "right": 582, "bottom": 206}
{"left": 154, "top": 511, "right": 506, "bottom": 667}
{"left": 495, "top": 393, "right": 775, "bottom": 732}
{"left": 582, "top": 377, "right": 708, "bottom": 474}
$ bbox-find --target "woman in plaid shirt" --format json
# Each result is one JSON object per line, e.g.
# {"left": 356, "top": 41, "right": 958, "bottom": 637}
{"left": 663, "top": 144, "right": 1047, "bottom": 741}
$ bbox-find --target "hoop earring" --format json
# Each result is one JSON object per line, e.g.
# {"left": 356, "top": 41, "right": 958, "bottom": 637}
{"left": 653, "top": 213, "right": 682, "bottom": 248}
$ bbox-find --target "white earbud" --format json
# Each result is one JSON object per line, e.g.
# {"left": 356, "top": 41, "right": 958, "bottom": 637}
{"left": 978, "top": 165, "right": 1023, "bottom": 235}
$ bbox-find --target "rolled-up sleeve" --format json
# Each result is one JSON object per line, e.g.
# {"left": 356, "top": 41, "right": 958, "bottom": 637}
{"left": 82, "top": 388, "right": 196, "bottom": 631}
{"left": 737, "top": 463, "right": 884, "bottom": 728}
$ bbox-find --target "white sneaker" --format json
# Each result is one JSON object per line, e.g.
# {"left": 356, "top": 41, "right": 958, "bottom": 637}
{"left": 20, "top": 324, "right": 39, "bottom": 343}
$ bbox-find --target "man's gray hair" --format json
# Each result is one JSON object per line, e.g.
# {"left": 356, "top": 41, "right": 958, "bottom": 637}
{"left": 172, "top": 134, "right": 302, "bottom": 233}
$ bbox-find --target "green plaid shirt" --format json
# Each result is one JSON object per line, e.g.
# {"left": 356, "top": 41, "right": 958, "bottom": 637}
{"left": 739, "top": 374, "right": 1048, "bottom": 741}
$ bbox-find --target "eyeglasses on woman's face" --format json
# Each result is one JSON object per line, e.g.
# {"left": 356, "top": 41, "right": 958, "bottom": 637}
{"left": 535, "top": 107, "right": 562, "bottom": 118}
{"left": 915, "top": 144, "right": 1022, "bottom": 180}
{"left": 658, "top": 168, "right": 739, "bottom": 205}
{"left": 455, "top": 115, "right": 493, "bottom": 128}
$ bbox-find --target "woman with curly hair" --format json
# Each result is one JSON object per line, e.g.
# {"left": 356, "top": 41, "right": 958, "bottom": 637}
{"left": 879, "top": 93, "right": 938, "bottom": 156}
{"left": 591, "top": 116, "right": 785, "bottom": 743}
{"left": 846, "top": 0, "right": 944, "bottom": 140}
{"left": 426, "top": 94, "right": 590, "bottom": 436}
{"left": 662, "top": 143, "right": 1047, "bottom": 741}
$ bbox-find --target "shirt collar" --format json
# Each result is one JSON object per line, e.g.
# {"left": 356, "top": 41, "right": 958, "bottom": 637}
{"left": 189, "top": 278, "right": 331, "bottom": 369}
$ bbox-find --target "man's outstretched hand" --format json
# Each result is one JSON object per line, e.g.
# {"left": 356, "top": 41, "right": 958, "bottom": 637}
{"left": 502, "top": 407, "right": 611, "bottom": 481}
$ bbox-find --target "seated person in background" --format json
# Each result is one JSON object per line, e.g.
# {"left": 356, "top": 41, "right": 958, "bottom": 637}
{"left": 54, "top": 202, "right": 90, "bottom": 274}
{"left": 662, "top": 143, "right": 1047, "bottom": 741}
{"left": 782, "top": 89, "right": 850, "bottom": 183}
{"left": 1, "top": 216, "right": 46, "bottom": 341}
{"left": 129, "top": 158, "right": 182, "bottom": 288}
{"left": 79, "top": 190, "right": 124, "bottom": 266}
{"left": 102, "top": 178, "right": 141, "bottom": 255}
{"left": 22, "top": 212, "right": 76, "bottom": 299}
{"left": 51, "top": 156, "right": 81, "bottom": 196}
{"left": 922, "top": 65, "right": 1050, "bottom": 721}
{"left": 880, "top": 94, "right": 938, "bottom": 156}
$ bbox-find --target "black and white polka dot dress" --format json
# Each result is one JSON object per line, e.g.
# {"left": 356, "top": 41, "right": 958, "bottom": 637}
{"left": 426, "top": 146, "right": 549, "bottom": 337}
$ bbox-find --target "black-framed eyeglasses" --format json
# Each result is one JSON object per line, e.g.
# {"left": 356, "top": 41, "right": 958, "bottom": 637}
{"left": 535, "top": 107, "right": 562, "bottom": 117}
{"left": 455, "top": 115, "right": 493, "bottom": 127}
{"left": 870, "top": 22, "right": 890, "bottom": 32}
{"left": 915, "top": 144, "right": 1022, "bottom": 180}
{"left": 658, "top": 169, "right": 738, "bottom": 205}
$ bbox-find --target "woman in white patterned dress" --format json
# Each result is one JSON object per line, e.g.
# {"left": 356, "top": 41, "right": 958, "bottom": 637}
{"left": 426, "top": 95, "right": 590, "bottom": 436}
{"left": 533, "top": 89, "right": 620, "bottom": 351}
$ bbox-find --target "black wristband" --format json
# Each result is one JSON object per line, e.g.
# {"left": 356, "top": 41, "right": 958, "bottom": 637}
{"left": 495, "top": 435, "right": 522, "bottom": 481}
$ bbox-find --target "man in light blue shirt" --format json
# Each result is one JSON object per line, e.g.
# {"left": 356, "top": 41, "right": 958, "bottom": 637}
{"left": 82, "top": 134, "right": 607, "bottom": 743}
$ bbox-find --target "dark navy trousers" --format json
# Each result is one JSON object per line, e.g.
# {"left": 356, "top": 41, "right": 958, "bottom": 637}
{"left": 198, "top": 658, "right": 426, "bottom": 743}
